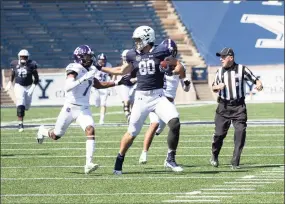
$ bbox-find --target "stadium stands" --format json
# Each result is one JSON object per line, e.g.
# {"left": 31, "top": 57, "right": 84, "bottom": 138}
{"left": 1, "top": 1, "right": 167, "bottom": 68}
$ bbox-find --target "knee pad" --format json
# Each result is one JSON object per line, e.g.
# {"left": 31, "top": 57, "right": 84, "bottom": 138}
{"left": 17, "top": 105, "right": 25, "bottom": 117}
{"left": 168, "top": 118, "right": 180, "bottom": 132}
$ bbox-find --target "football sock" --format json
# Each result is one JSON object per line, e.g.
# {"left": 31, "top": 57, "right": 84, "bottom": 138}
{"left": 114, "top": 153, "right": 125, "bottom": 171}
{"left": 86, "top": 139, "right": 95, "bottom": 164}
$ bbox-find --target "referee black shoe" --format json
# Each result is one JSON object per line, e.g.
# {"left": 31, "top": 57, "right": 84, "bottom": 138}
{"left": 210, "top": 155, "right": 219, "bottom": 167}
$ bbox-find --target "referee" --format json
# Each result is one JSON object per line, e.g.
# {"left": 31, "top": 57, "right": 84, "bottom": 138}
{"left": 210, "top": 47, "right": 263, "bottom": 169}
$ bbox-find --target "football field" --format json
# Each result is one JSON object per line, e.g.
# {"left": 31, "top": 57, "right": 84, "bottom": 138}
{"left": 1, "top": 103, "right": 284, "bottom": 203}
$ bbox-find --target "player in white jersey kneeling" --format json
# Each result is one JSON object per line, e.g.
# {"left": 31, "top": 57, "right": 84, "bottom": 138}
{"left": 90, "top": 53, "right": 113, "bottom": 124}
{"left": 36, "top": 45, "right": 124, "bottom": 174}
{"left": 139, "top": 39, "right": 191, "bottom": 164}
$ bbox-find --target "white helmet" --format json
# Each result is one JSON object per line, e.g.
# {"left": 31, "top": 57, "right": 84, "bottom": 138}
{"left": 132, "top": 26, "right": 155, "bottom": 51}
{"left": 18, "top": 49, "right": 30, "bottom": 64}
{"left": 121, "top": 49, "right": 129, "bottom": 63}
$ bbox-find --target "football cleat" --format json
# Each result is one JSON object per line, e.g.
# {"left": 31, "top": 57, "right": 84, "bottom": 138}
{"left": 139, "top": 151, "right": 147, "bottom": 164}
{"left": 164, "top": 151, "right": 183, "bottom": 172}
{"left": 113, "top": 170, "right": 122, "bottom": 175}
{"left": 36, "top": 125, "right": 45, "bottom": 144}
{"left": 18, "top": 124, "right": 24, "bottom": 132}
{"left": 210, "top": 155, "right": 219, "bottom": 167}
{"left": 84, "top": 163, "right": 99, "bottom": 174}
{"left": 231, "top": 165, "right": 241, "bottom": 170}
{"left": 164, "top": 160, "right": 183, "bottom": 172}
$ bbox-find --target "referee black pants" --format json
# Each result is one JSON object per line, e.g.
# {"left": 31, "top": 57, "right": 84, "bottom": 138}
{"left": 211, "top": 102, "right": 247, "bottom": 166}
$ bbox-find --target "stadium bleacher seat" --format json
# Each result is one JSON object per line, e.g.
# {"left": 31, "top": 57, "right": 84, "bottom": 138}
{"left": 1, "top": 0, "right": 167, "bottom": 68}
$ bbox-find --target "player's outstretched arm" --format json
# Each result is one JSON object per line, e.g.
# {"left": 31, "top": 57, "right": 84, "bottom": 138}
{"left": 96, "top": 63, "right": 133, "bottom": 76}
{"left": 93, "top": 77, "right": 124, "bottom": 89}
{"left": 65, "top": 69, "right": 95, "bottom": 92}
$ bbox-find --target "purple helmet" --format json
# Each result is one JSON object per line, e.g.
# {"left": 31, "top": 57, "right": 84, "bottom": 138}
{"left": 161, "top": 38, "right": 178, "bottom": 57}
{"left": 73, "top": 45, "right": 95, "bottom": 67}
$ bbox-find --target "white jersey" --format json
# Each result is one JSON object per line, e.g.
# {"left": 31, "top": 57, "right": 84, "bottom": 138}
{"left": 94, "top": 62, "right": 112, "bottom": 82}
{"left": 65, "top": 63, "right": 97, "bottom": 106}
{"left": 163, "top": 65, "right": 186, "bottom": 99}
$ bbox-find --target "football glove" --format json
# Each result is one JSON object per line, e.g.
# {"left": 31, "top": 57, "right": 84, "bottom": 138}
{"left": 27, "top": 84, "right": 36, "bottom": 97}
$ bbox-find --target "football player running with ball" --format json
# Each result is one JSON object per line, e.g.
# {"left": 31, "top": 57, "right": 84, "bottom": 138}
{"left": 139, "top": 38, "right": 191, "bottom": 164}
{"left": 94, "top": 26, "right": 185, "bottom": 174}
{"left": 36, "top": 45, "right": 124, "bottom": 174}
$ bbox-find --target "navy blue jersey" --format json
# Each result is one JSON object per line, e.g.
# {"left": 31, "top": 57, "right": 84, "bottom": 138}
{"left": 126, "top": 44, "right": 172, "bottom": 91}
{"left": 10, "top": 59, "right": 38, "bottom": 86}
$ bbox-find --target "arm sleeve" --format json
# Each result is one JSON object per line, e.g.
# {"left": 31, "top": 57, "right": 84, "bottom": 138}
{"left": 65, "top": 77, "right": 80, "bottom": 92}
{"left": 244, "top": 66, "right": 258, "bottom": 83}
{"left": 32, "top": 64, "right": 39, "bottom": 85}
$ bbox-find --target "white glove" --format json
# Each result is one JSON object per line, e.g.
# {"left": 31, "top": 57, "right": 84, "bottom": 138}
{"left": 78, "top": 69, "right": 96, "bottom": 84}
{"left": 27, "top": 84, "right": 36, "bottom": 97}
{"left": 4, "top": 81, "right": 12, "bottom": 92}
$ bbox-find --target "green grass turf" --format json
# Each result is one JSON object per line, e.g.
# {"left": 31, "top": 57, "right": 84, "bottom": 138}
{"left": 1, "top": 103, "right": 284, "bottom": 203}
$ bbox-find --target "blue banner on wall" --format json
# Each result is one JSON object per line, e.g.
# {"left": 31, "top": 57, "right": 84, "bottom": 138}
{"left": 192, "top": 67, "right": 208, "bottom": 81}
{"left": 172, "top": 1, "right": 284, "bottom": 66}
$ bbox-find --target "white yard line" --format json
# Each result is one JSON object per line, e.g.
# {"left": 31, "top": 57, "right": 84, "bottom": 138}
{"left": 176, "top": 196, "right": 232, "bottom": 198}
{"left": 163, "top": 200, "right": 221, "bottom": 203}
{"left": 203, "top": 192, "right": 284, "bottom": 195}
{"left": 224, "top": 181, "right": 275, "bottom": 184}
{"left": 200, "top": 188, "right": 255, "bottom": 191}
{"left": 1, "top": 176, "right": 248, "bottom": 181}
{"left": 238, "top": 179, "right": 283, "bottom": 181}
{"left": 0, "top": 192, "right": 187, "bottom": 197}
{"left": 1, "top": 146, "right": 284, "bottom": 151}
{"left": 1, "top": 154, "right": 284, "bottom": 159}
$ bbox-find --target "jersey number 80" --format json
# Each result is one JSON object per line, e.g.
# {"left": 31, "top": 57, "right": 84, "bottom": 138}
{"left": 138, "top": 60, "right": 155, "bottom": 75}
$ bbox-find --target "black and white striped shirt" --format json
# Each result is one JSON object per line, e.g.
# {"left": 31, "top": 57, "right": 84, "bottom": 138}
{"left": 212, "top": 63, "right": 258, "bottom": 100}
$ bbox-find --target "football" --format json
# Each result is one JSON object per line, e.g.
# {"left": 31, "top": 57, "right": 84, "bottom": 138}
{"left": 160, "top": 60, "right": 168, "bottom": 69}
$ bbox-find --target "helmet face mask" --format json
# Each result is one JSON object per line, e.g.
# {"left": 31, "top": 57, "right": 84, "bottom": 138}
{"left": 73, "top": 45, "right": 94, "bottom": 68}
{"left": 18, "top": 49, "right": 30, "bottom": 65}
{"left": 132, "top": 26, "right": 155, "bottom": 51}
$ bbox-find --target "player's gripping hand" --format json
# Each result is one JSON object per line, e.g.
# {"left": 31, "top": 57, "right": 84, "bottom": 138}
{"left": 183, "top": 79, "right": 191, "bottom": 87}
{"left": 78, "top": 69, "right": 96, "bottom": 84}
{"left": 27, "top": 84, "right": 36, "bottom": 97}
{"left": 159, "top": 61, "right": 173, "bottom": 76}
